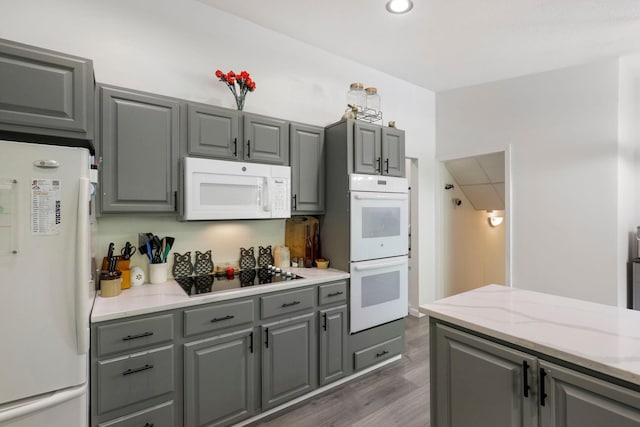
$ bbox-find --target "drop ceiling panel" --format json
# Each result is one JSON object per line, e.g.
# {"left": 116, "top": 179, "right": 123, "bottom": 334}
{"left": 460, "top": 184, "right": 505, "bottom": 210}
{"left": 444, "top": 158, "right": 489, "bottom": 185}
{"left": 477, "top": 152, "right": 505, "bottom": 183}
{"left": 492, "top": 183, "right": 506, "bottom": 203}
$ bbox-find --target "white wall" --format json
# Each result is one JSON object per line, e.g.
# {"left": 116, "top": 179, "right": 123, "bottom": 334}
{"left": 437, "top": 59, "right": 621, "bottom": 305}
{"left": 1, "top": 0, "right": 436, "bottom": 295}
{"left": 618, "top": 56, "right": 640, "bottom": 307}
{"left": 438, "top": 165, "right": 505, "bottom": 297}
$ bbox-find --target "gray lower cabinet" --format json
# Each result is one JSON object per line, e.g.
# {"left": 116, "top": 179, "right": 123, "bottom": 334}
{"left": 326, "top": 119, "right": 406, "bottom": 177}
{"left": 91, "top": 313, "right": 178, "bottom": 427}
{"left": 431, "top": 321, "right": 640, "bottom": 427}
{"left": 0, "top": 38, "right": 94, "bottom": 140}
{"left": 186, "top": 103, "right": 241, "bottom": 160}
{"left": 290, "top": 122, "right": 325, "bottom": 214}
{"left": 262, "top": 312, "right": 317, "bottom": 410}
{"left": 318, "top": 305, "right": 348, "bottom": 386}
{"left": 184, "top": 328, "right": 256, "bottom": 427}
{"left": 539, "top": 361, "right": 640, "bottom": 427}
{"left": 432, "top": 323, "right": 538, "bottom": 427}
{"left": 98, "top": 85, "right": 180, "bottom": 213}
{"left": 243, "top": 112, "right": 289, "bottom": 165}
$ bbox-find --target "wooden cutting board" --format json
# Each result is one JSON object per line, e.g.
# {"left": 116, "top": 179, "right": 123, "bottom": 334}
{"left": 285, "top": 216, "right": 319, "bottom": 259}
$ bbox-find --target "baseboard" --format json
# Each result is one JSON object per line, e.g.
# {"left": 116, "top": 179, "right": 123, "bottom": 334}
{"left": 409, "top": 307, "right": 426, "bottom": 318}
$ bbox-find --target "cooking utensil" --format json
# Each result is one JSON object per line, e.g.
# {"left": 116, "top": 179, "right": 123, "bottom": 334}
{"left": 107, "top": 242, "right": 114, "bottom": 261}
{"left": 162, "top": 237, "right": 175, "bottom": 262}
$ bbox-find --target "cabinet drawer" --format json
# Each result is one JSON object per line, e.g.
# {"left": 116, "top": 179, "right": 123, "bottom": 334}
{"left": 183, "top": 299, "right": 254, "bottom": 337}
{"left": 98, "top": 400, "right": 174, "bottom": 427}
{"left": 353, "top": 336, "right": 402, "bottom": 371}
{"left": 318, "top": 281, "right": 347, "bottom": 306}
{"left": 96, "top": 314, "right": 174, "bottom": 357}
{"left": 97, "top": 345, "right": 174, "bottom": 414}
{"left": 261, "top": 288, "right": 314, "bottom": 319}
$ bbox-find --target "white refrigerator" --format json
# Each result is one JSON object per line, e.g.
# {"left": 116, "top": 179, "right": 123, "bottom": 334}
{"left": 0, "top": 140, "right": 95, "bottom": 426}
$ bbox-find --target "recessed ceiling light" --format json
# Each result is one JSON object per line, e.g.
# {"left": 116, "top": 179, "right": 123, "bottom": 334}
{"left": 386, "top": 0, "right": 413, "bottom": 14}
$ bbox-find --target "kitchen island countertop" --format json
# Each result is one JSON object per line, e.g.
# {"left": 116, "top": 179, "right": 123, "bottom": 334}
{"left": 92, "top": 267, "right": 349, "bottom": 323}
{"left": 421, "top": 284, "right": 640, "bottom": 386}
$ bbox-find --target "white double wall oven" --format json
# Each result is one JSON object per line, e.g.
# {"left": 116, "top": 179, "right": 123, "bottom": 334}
{"left": 348, "top": 174, "right": 409, "bottom": 333}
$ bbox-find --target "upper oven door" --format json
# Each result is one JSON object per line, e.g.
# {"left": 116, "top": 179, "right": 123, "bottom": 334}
{"left": 350, "top": 190, "right": 408, "bottom": 261}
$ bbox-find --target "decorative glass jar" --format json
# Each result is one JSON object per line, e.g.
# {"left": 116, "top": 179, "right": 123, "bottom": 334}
{"left": 365, "top": 87, "right": 381, "bottom": 113}
{"left": 347, "top": 82, "right": 366, "bottom": 112}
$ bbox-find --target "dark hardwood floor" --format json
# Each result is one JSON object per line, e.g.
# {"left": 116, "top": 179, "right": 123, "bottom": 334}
{"left": 249, "top": 315, "right": 430, "bottom": 427}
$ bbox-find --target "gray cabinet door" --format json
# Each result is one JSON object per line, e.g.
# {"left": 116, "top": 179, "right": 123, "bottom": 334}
{"left": 0, "top": 38, "right": 93, "bottom": 139}
{"left": 381, "top": 127, "right": 405, "bottom": 177}
{"left": 432, "top": 323, "right": 538, "bottom": 427}
{"left": 187, "top": 103, "right": 240, "bottom": 160}
{"left": 183, "top": 328, "right": 255, "bottom": 427}
{"left": 243, "top": 112, "right": 289, "bottom": 165}
{"left": 99, "top": 85, "right": 179, "bottom": 213}
{"left": 539, "top": 360, "right": 640, "bottom": 427}
{"left": 353, "top": 122, "right": 381, "bottom": 174}
{"left": 319, "top": 305, "right": 347, "bottom": 386}
{"left": 290, "top": 123, "right": 325, "bottom": 214}
{"left": 262, "top": 312, "right": 316, "bottom": 410}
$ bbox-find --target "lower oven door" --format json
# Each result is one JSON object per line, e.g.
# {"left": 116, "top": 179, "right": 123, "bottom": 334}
{"left": 350, "top": 255, "right": 408, "bottom": 333}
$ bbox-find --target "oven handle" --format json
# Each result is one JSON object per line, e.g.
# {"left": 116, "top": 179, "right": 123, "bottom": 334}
{"left": 353, "top": 258, "right": 407, "bottom": 271}
{"left": 353, "top": 193, "right": 406, "bottom": 201}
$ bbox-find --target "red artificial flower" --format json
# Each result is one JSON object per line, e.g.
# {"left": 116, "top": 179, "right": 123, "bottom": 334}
{"left": 226, "top": 75, "right": 235, "bottom": 84}
{"left": 240, "top": 71, "right": 249, "bottom": 79}
{"left": 215, "top": 70, "right": 223, "bottom": 78}
{"left": 228, "top": 70, "right": 235, "bottom": 77}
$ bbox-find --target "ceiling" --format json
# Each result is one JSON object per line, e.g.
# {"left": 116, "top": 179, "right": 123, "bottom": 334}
{"left": 199, "top": 0, "right": 640, "bottom": 91}
{"left": 445, "top": 152, "right": 505, "bottom": 211}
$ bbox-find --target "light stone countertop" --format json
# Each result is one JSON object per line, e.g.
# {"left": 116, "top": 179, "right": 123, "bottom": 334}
{"left": 421, "top": 284, "right": 640, "bottom": 386}
{"left": 91, "top": 267, "right": 349, "bottom": 323}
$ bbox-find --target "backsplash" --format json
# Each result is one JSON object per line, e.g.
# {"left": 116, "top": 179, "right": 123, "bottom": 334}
{"left": 96, "top": 215, "right": 285, "bottom": 281}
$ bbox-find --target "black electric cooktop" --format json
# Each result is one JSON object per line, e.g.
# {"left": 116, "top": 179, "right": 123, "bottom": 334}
{"left": 176, "top": 267, "right": 304, "bottom": 296}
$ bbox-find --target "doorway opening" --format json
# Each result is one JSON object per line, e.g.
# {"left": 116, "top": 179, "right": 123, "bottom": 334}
{"left": 436, "top": 148, "right": 511, "bottom": 299}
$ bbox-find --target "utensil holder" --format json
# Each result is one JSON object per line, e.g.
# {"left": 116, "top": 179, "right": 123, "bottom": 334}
{"left": 149, "top": 262, "right": 168, "bottom": 284}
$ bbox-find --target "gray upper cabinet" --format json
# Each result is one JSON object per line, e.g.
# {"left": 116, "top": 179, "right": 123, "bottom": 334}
{"left": 262, "top": 312, "right": 317, "bottom": 410}
{"left": 0, "top": 38, "right": 94, "bottom": 140}
{"left": 99, "top": 85, "right": 179, "bottom": 213}
{"left": 243, "top": 112, "right": 289, "bottom": 165}
{"left": 381, "top": 127, "right": 405, "bottom": 177}
{"left": 183, "top": 328, "right": 256, "bottom": 427}
{"left": 432, "top": 323, "right": 538, "bottom": 427}
{"left": 353, "top": 122, "right": 382, "bottom": 175}
{"left": 186, "top": 103, "right": 240, "bottom": 160}
{"left": 539, "top": 360, "right": 640, "bottom": 427}
{"left": 326, "top": 119, "right": 406, "bottom": 178}
{"left": 290, "top": 122, "right": 325, "bottom": 214}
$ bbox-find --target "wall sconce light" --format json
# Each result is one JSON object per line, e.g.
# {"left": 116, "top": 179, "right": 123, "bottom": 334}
{"left": 487, "top": 210, "right": 504, "bottom": 227}
{"left": 386, "top": 0, "right": 414, "bottom": 14}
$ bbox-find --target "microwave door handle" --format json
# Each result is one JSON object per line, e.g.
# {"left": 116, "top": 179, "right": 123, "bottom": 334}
{"left": 262, "top": 178, "right": 270, "bottom": 212}
{"left": 353, "top": 258, "right": 406, "bottom": 271}
{"left": 353, "top": 194, "right": 406, "bottom": 201}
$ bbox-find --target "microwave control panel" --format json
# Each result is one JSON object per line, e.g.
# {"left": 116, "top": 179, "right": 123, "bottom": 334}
{"left": 270, "top": 178, "right": 290, "bottom": 217}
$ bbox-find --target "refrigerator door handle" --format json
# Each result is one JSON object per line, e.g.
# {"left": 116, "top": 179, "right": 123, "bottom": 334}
{"left": 0, "top": 383, "right": 87, "bottom": 423}
{"left": 75, "top": 177, "right": 90, "bottom": 355}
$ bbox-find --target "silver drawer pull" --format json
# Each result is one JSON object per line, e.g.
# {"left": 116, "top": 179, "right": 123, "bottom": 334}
{"left": 122, "top": 332, "right": 154, "bottom": 341}
{"left": 281, "top": 301, "right": 301, "bottom": 308}
{"left": 327, "top": 291, "right": 344, "bottom": 297}
{"left": 375, "top": 350, "right": 389, "bottom": 358}
{"left": 211, "top": 314, "right": 235, "bottom": 323}
{"left": 122, "top": 364, "right": 154, "bottom": 376}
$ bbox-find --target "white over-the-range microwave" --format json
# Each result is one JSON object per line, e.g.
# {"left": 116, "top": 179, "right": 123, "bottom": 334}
{"left": 182, "top": 157, "right": 291, "bottom": 220}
